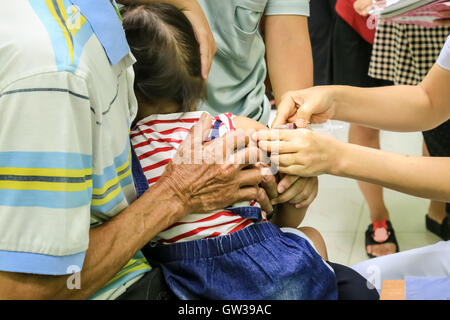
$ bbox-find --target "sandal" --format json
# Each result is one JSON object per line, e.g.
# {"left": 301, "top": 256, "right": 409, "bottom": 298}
{"left": 365, "top": 220, "right": 399, "bottom": 259}
{"left": 426, "top": 214, "right": 450, "bottom": 241}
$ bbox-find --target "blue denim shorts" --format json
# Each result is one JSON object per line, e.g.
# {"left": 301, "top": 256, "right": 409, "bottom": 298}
{"left": 144, "top": 222, "right": 338, "bottom": 300}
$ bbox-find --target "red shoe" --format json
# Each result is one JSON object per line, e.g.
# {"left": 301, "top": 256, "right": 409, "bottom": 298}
{"left": 365, "top": 220, "right": 399, "bottom": 259}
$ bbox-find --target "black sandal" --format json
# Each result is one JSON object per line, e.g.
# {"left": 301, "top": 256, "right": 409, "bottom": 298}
{"left": 365, "top": 220, "right": 399, "bottom": 259}
{"left": 426, "top": 214, "right": 450, "bottom": 240}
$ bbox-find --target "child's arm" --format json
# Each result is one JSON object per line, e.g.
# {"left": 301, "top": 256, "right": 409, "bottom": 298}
{"left": 233, "top": 116, "right": 316, "bottom": 228}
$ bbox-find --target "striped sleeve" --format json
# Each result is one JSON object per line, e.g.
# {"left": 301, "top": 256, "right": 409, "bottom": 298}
{"left": 0, "top": 72, "right": 93, "bottom": 275}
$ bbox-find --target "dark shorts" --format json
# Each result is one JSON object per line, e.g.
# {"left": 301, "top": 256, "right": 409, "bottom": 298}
{"left": 143, "top": 222, "right": 338, "bottom": 300}
{"left": 333, "top": 15, "right": 393, "bottom": 88}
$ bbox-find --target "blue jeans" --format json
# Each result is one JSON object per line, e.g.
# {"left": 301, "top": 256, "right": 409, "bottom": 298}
{"left": 143, "top": 222, "right": 338, "bottom": 300}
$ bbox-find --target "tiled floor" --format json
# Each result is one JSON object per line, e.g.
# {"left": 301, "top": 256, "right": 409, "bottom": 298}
{"left": 268, "top": 110, "right": 442, "bottom": 266}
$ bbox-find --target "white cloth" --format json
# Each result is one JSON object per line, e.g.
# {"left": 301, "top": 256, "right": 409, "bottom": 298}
{"left": 352, "top": 241, "right": 450, "bottom": 292}
{"left": 437, "top": 35, "right": 450, "bottom": 70}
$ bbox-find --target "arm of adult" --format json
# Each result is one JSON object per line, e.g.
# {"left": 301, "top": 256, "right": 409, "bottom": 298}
{"left": 254, "top": 128, "right": 450, "bottom": 203}
{"left": 118, "top": 0, "right": 216, "bottom": 79}
{"left": 272, "top": 64, "right": 450, "bottom": 132}
{"left": 263, "top": 4, "right": 313, "bottom": 109}
{"left": 0, "top": 114, "right": 270, "bottom": 299}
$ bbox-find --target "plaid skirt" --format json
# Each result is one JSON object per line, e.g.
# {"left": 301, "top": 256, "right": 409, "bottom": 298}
{"left": 369, "top": 21, "right": 450, "bottom": 85}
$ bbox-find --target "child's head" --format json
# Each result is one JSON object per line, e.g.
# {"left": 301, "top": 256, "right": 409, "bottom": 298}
{"left": 122, "top": 3, "right": 206, "bottom": 119}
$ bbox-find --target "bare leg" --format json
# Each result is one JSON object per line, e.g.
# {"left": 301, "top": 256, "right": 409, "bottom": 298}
{"left": 348, "top": 124, "right": 396, "bottom": 257}
{"left": 299, "top": 226, "right": 328, "bottom": 261}
{"left": 423, "top": 141, "right": 447, "bottom": 224}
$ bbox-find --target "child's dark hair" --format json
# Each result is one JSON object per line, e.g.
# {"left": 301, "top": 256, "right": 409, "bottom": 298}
{"left": 122, "top": 3, "right": 205, "bottom": 111}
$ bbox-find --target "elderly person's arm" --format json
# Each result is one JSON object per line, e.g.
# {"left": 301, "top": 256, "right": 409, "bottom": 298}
{"left": 0, "top": 114, "right": 271, "bottom": 299}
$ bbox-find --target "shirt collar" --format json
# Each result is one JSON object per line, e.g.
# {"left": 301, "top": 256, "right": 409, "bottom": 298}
{"left": 71, "top": 0, "right": 130, "bottom": 65}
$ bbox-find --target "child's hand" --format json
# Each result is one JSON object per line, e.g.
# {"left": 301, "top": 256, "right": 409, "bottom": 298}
{"left": 271, "top": 176, "right": 318, "bottom": 209}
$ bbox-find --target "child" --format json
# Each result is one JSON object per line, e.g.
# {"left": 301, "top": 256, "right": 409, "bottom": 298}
{"left": 122, "top": 3, "right": 337, "bottom": 300}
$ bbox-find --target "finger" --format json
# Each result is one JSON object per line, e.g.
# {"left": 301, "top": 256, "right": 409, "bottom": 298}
{"left": 294, "top": 102, "right": 315, "bottom": 128}
{"left": 272, "top": 178, "right": 307, "bottom": 205}
{"left": 289, "top": 178, "right": 318, "bottom": 205}
{"left": 277, "top": 175, "right": 300, "bottom": 194}
{"left": 223, "top": 129, "right": 250, "bottom": 155}
{"left": 203, "top": 129, "right": 249, "bottom": 162}
{"left": 278, "top": 164, "right": 308, "bottom": 176}
{"left": 236, "top": 167, "right": 264, "bottom": 187}
{"left": 272, "top": 94, "right": 297, "bottom": 128}
{"left": 252, "top": 129, "right": 296, "bottom": 143}
{"left": 192, "top": 112, "right": 213, "bottom": 144}
{"left": 260, "top": 171, "right": 279, "bottom": 200}
{"left": 199, "top": 37, "right": 213, "bottom": 79}
{"left": 255, "top": 187, "right": 273, "bottom": 214}
{"left": 236, "top": 187, "right": 273, "bottom": 213}
{"left": 271, "top": 154, "right": 300, "bottom": 167}
{"left": 258, "top": 140, "right": 297, "bottom": 154}
{"left": 174, "top": 113, "right": 212, "bottom": 162}
{"left": 229, "top": 146, "right": 269, "bottom": 168}
{"left": 294, "top": 187, "right": 318, "bottom": 208}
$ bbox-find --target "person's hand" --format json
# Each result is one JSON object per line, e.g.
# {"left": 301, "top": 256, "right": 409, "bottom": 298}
{"left": 271, "top": 87, "right": 337, "bottom": 128}
{"left": 272, "top": 175, "right": 318, "bottom": 209}
{"left": 435, "top": 10, "right": 450, "bottom": 26}
{"left": 178, "top": 0, "right": 216, "bottom": 79}
{"left": 118, "top": 0, "right": 217, "bottom": 78}
{"left": 253, "top": 128, "right": 344, "bottom": 177}
{"left": 158, "top": 113, "right": 272, "bottom": 220}
{"left": 353, "top": 0, "right": 373, "bottom": 16}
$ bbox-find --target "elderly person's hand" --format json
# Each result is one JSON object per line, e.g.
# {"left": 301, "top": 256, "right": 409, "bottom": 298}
{"left": 157, "top": 113, "right": 273, "bottom": 224}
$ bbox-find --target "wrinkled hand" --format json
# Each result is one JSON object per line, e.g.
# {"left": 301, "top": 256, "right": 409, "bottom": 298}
{"left": 253, "top": 128, "right": 343, "bottom": 177}
{"left": 159, "top": 113, "right": 272, "bottom": 219}
{"left": 271, "top": 87, "right": 337, "bottom": 128}
{"left": 179, "top": 0, "right": 216, "bottom": 79}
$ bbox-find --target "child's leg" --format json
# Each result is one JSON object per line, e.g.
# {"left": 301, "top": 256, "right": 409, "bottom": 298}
{"left": 298, "top": 226, "right": 328, "bottom": 261}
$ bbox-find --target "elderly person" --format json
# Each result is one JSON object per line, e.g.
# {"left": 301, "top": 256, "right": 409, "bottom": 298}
{"left": 0, "top": 0, "right": 272, "bottom": 300}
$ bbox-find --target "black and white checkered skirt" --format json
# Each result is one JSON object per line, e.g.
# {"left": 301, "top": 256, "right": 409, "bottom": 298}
{"left": 369, "top": 21, "right": 450, "bottom": 85}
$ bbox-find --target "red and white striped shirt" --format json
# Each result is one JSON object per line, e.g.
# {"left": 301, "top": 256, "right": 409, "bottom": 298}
{"left": 130, "top": 111, "right": 260, "bottom": 245}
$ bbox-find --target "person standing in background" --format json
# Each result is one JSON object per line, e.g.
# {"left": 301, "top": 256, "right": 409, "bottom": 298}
{"left": 368, "top": 19, "right": 450, "bottom": 243}
{"left": 308, "top": 0, "right": 337, "bottom": 86}
{"left": 333, "top": 0, "right": 396, "bottom": 259}
{"left": 196, "top": 0, "right": 312, "bottom": 126}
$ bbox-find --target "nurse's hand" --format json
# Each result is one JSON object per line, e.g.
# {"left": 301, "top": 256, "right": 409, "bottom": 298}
{"left": 253, "top": 128, "right": 344, "bottom": 177}
{"left": 271, "top": 87, "right": 337, "bottom": 128}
